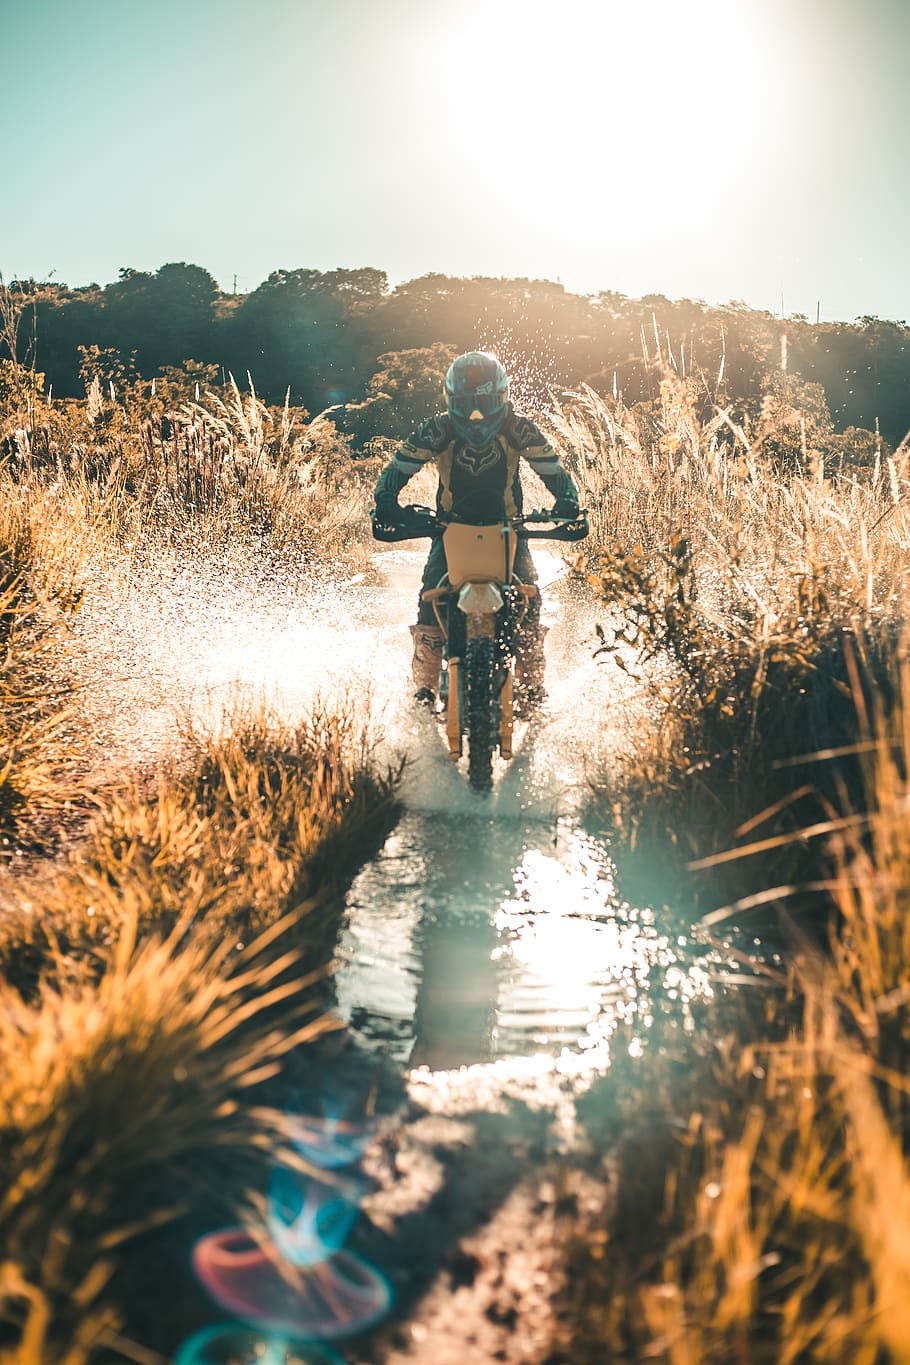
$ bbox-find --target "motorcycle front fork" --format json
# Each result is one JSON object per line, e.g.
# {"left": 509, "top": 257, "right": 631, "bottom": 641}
{"left": 440, "top": 618, "right": 514, "bottom": 761}
{"left": 424, "top": 587, "right": 527, "bottom": 762}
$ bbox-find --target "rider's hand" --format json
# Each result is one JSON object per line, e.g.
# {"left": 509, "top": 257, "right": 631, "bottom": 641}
{"left": 373, "top": 493, "right": 401, "bottom": 521}
{"left": 550, "top": 497, "right": 580, "bottom": 520}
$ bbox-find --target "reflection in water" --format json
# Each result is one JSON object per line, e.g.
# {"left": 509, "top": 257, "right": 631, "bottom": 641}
{"left": 411, "top": 908, "right": 500, "bottom": 1070}
{"left": 330, "top": 543, "right": 724, "bottom": 1086}
{"left": 329, "top": 541, "right": 719, "bottom": 1086}
{"left": 336, "top": 814, "right": 716, "bottom": 1083}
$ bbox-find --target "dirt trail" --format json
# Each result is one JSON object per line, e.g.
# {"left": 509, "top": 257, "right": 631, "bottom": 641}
{"left": 60, "top": 542, "right": 717, "bottom": 1362}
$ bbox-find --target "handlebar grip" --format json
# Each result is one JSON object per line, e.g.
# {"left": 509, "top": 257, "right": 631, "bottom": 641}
{"left": 520, "top": 509, "right": 590, "bottom": 542}
{"left": 370, "top": 505, "right": 440, "bottom": 542}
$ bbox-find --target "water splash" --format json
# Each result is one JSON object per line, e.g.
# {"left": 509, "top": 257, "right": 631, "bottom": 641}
{"left": 476, "top": 309, "right": 564, "bottom": 416}
{"left": 66, "top": 519, "right": 614, "bottom": 810}
{"left": 65, "top": 539, "right": 416, "bottom": 770}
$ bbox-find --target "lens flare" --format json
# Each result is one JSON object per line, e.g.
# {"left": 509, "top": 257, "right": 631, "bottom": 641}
{"left": 173, "top": 1322, "right": 347, "bottom": 1364}
{"left": 286, "top": 1115, "right": 377, "bottom": 1170}
{"left": 192, "top": 1230, "right": 393, "bottom": 1339}
{"left": 266, "top": 1169, "right": 362, "bottom": 1267}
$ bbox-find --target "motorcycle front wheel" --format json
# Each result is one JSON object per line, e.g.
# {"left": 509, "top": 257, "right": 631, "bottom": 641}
{"left": 465, "top": 635, "right": 497, "bottom": 793}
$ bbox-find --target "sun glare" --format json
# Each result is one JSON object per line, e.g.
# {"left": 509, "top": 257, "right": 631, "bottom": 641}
{"left": 440, "top": 0, "right": 785, "bottom": 287}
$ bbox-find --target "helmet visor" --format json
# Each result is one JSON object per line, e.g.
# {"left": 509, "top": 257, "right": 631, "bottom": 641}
{"left": 448, "top": 388, "right": 503, "bottom": 420}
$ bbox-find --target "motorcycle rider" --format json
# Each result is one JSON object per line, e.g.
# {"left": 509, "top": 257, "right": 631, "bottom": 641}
{"left": 371, "top": 350, "right": 581, "bottom": 708}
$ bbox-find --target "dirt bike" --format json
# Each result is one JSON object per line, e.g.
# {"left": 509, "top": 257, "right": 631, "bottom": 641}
{"left": 372, "top": 504, "right": 589, "bottom": 792}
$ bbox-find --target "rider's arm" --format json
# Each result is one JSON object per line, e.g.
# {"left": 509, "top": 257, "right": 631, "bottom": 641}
{"left": 507, "top": 412, "right": 580, "bottom": 511}
{"left": 373, "top": 415, "right": 449, "bottom": 511}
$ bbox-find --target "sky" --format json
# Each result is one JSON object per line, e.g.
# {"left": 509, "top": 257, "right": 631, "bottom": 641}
{"left": 1, "top": 0, "right": 908, "bottom": 322}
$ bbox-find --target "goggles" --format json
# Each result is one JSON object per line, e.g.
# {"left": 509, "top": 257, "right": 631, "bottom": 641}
{"left": 448, "top": 389, "right": 503, "bottom": 420}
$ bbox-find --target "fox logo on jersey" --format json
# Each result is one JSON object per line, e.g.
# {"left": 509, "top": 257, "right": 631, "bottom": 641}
{"left": 454, "top": 439, "right": 504, "bottom": 477}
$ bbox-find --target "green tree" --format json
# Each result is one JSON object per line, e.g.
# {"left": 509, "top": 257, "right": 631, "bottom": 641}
{"left": 226, "top": 270, "right": 343, "bottom": 409}
{"left": 103, "top": 263, "right": 218, "bottom": 373}
{"left": 342, "top": 343, "right": 456, "bottom": 446}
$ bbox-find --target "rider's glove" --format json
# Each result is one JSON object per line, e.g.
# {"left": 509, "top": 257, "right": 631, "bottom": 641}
{"left": 550, "top": 497, "right": 580, "bottom": 520}
{"left": 373, "top": 492, "right": 401, "bottom": 522}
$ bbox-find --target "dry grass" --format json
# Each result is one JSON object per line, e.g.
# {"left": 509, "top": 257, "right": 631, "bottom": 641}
{"left": 136, "top": 375, "right": 377, "bottom": 561}
{"left": 547, "top": 377, "right": 910, "bottom": 906}
{"left": 2, "top": 370, "right": 379, "bottom": 575}
{"left": 0, "top": 910, "right": 330, "bottom": 1363}
{"left": 0, "top": 694, "right": 400, "bottom": 1357}
{"left": 561, "top": 1004, "right": 875, "bottom": 1362}
{"left": 560, "top": 684, "right": 910, "bottom": 1361}
{"left": 0, "top": 696, "right": 401, "bottom": 997}
{"left": 0, "top": 466, "right": 107, "bottom": 852}
{"left": 0, "top": 378, "right": 402, "bottom": 1358}
{"left": 0, "top": 593, "right": 76, "bottom": 846}
{"left": 546, "top": 371, "right": 910, "bottom": 1363}
{"left": 0, "top": 365, "right": 386, "bottom": 846}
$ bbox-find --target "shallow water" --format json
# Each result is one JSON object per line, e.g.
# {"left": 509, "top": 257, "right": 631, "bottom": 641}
{"left": 67, "top": 539, "right": 744, "bottom": 1101}
{"left": 328, "top": 547, "right": 725, "bottom": 1092}
{"left": 336, "top": 806, "right": 717, "bottom": 1078}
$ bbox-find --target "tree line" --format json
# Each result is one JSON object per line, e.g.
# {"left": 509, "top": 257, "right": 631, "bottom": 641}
{"left": 4, "top": 262, "right": 909, "bottom": 448}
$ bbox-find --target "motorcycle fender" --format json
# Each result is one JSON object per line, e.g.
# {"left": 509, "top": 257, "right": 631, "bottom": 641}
{"left": 457, "top": 581, "right": 504, "bottom": 616}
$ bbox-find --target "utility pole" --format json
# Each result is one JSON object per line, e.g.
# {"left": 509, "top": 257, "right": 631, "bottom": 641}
{"left": 233, "top": 273, "right": 237, "bottom": 296}
{"left": 816, "top": 300, "right": 820, "bottom": 324}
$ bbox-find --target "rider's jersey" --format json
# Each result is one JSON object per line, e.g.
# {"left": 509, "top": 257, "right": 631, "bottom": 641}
{"left": 373, "top": 405, "right": 578, "bottom": 522}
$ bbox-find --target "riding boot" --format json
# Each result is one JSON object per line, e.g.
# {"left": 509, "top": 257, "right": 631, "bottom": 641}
{"left": 410, "top": 623, "right": 446, "bottom": 698}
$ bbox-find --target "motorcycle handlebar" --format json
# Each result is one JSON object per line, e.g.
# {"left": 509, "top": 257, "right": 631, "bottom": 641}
{"left": 370, "top": 504, "right": 439, "bottom": 542}
{"left": 520, "top": 508, "right": 590, "bottom": 542}
{"left": 370, "top": 505, "right": 590, "bottom": 543}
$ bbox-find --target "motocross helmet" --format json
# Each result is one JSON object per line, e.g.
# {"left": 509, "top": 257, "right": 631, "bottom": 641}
{"left": 444, "top": 351, "right": 509, "bottom": 448}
